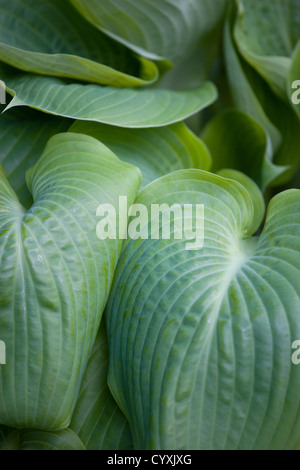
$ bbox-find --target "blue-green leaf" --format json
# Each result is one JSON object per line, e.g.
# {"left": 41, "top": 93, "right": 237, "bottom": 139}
{"left": 69, "top": 120, "right": 211, "bottom": 188}
{"left": 70, "top": 321, "right": 133, "bottom": 450}
{"left": 0, "top": 132, "right": 141, "bottom": 430}
{"left": 0, "top": 105, "right": 71, "bottom": 208}
{"left": 106, "top": 170, "right": 300, "bottom": 449}
{"left": 0, "top": 0, "right": 158, "bottom": 87}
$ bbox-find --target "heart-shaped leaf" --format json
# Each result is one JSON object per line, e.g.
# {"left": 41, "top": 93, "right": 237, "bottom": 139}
{"left": 0, "top": 132, "right": 141, "bottom": 430}
{"left": 105, "top": 169, "right": 300, "bottom": 449}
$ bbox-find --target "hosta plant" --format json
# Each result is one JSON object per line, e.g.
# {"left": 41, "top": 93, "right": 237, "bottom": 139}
{"left": 0, "top": 0, "right": 300, "bottom": 451}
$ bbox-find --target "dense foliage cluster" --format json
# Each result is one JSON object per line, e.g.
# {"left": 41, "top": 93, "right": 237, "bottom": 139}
{"left": 0, "top": 0, "right": 300, "bottom": 450}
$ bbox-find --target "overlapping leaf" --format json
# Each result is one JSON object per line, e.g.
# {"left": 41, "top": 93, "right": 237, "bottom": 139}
{"left": 0, "top": 425, "right": 86, "bottom": 450}
{"left": 215, "top": 169, "right": 265, "bottom": 235}
{"left": 70, "top": 321, "right": 133, "bottom": 450}
{"left": 0, "top": 132, "right": 141, "bottom": 430}
{"left": 224, "top": 1, "right": 300, "bottom": 186}
{"left": 234, "top": 0, "right": 300, "bottom": 100}
{"left": 0, "top": 323, "right": 132, "bottom": 450}
{"left": 201, "top": 109, "right": 287, "bottom": 190}
{"left": 0, "top": 104, "right": 71, "bottom": 208}
{"left": 1, "top": 67, "right": 217, "bottom": 128}
{"left": 0, "top": 0, "right": 158, "bottom": 87}
{"left": 70, "top": 120, "right": 211, "bottom": 188}
{"left": 105, "top": 169, "right": 300, "bottom": 449}
{"left": 0, "top": 0, "right": 299, "bottom": 452}
{"left": 224, "top": 3, "right": 281, "bottom": 149}
{"left": 70, "top": 0, "right": 226, "bottom": 64}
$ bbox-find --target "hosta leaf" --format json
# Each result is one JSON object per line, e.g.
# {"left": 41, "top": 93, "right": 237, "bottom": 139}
{"left": 201, "top": 109, "right": 287, "bottom": 191}
{"left": 70, "top": 0, "right": 226, "bottom": 64}
{"left": 19, "top": 428, "right": 86, "bottom": 450}
{"left": 69, "top": 121, "right": 211, "bottom": 188}
{"left": 0, "top": 132, "right": 141, "bottom": 430}
{"left": 224, "top": 3, "right": 281, "bottom": 152}
{"left": 2, "top": 69, "right": 217, "bottom": 128}
{"left": 0, "top": 104, "right": 70, "bottom": 208}
{"left": 105, "top": 169, "right": 300, "bottom": 450}
{"left": 0, "top": 425, "right": 86, "bottom": 450}
{"left": 70, "top": 321, "right": 133, "bottom": 450}
{"left": 0, "top": 0, "right": 158, "bottom": 87}
{"left": 216, "top": 169, "right": 265, "bottom": 235}
{"left": 234, "top": 0, "right": 300, "bottom": 99}
{"left": 224, "top": 2, "right": 300, "bottom": 186}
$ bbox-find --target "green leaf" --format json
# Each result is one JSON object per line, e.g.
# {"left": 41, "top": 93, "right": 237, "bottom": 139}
{"left": 2, "top": 69, "right": 217, "bottom": 128}
{"left": 70, "top": 0, "right": 226, "bottom": 64}
{"left": 216, "top": 169, "right": 265, "bottom": 235}
{"left": 19, "top": 428, "right": 86, "bottom": 450}
{"left": 69, "top": 120, "right": 211, "bottom": 189}
{"left": 0, "top": 132, "right": 141, "bottom": 430}
{"left": 0, "top": 105, "right": 71, "bottom": 208}
{"left": 105, "top": 169, "right": 300, "bottom": 449}
{"left": 0, "top": 425, "right": 86, "bottom": 450}
{"left": 234, "top": 0, "right": 300, "bottom": 100}
{"left": 0, "top": 0, "right": 158, "bottom": 87}
{"left": 224, "top": 2, "right": 300, "bottom": 186}
{"left": 201, "top": 109, "right": 287, "bottom": 190}
{"left": 70, "top": 321, "right": 133, "bottom": 450}
{"left": 224, "top": 2, "right": 281, "bottom": 151}
{"left": 244, "top": 69, "right": 300, "bottom": 186}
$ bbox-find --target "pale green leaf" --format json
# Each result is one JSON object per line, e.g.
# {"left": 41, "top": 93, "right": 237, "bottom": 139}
{"left": 2, "top": 69, "right": 217, "bottom": 128}
{"left": 0, "top": 132, "right": 141, "bottom": 430}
